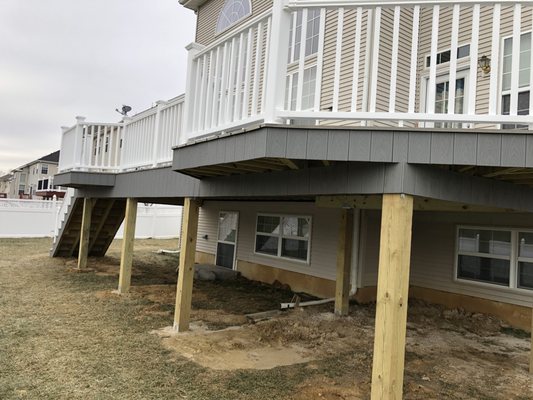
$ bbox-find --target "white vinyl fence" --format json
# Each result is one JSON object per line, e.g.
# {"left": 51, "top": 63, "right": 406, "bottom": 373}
{"left": 0, "top": 199, "right": 182, "bottom": 239}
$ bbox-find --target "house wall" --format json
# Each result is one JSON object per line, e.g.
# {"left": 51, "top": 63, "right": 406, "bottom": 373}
{"left": 196, "top": 200, "right": 342, "bottom": 285}
{"left": 361, "top": 210, "right": 533, "bottom": 309}
{"left": 26, "top": 162, "right": 59, "bottom": 199}
{"left": 195, "top": 0, "right": 272, "bottom": 46}
{"left": 192, "top": 1, "right": 533, "bottom": 128}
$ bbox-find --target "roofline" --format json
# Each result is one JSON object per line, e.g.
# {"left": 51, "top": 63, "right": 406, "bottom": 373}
{"left": 11, "top": 151, "right": 60, "bottom": 171}
{"left": 179, "top": 0, "right": 207, "bottom": 11}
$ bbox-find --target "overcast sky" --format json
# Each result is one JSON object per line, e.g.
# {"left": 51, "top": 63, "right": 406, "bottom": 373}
{"left": 0, "top": 0, "right": 196, "bottom": 173}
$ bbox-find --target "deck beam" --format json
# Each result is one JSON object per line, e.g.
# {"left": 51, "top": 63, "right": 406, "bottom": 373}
{"left": 174, "top": 198, "right": 200, "bottom": 332}
{"left": 77, "top": 198, "right": 94, "bottom": 269}
{"left": 371, "top": 194, "right": 414, "bottom": 400}
{"left": 335, "top": 208, "right": 354, "bottom": 316}
{"left": 117, "top": 198, "right": 138, "bottom": 294}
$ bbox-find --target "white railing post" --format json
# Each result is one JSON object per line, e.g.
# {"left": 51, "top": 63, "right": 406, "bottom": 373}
{"left": 119, "top": 117, "right": 131, "bottom": 170}
{"left": 152, "top": 100, "right": 167, "bottom": 167}
{"left": 73, "top": 116, "right": 85, "bottom": 169}
{"left": 263, "top": 0, "right": 291, "bottom": 124}
{"left": 59, "top": 126, "right": 70, "bottom": 171}
{"left": 182, "top": 43, "right": 204, "bottom": 144}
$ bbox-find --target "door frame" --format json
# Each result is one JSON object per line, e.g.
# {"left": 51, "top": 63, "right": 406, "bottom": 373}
{"left": 215, "top": 210, "right": 239, "bottom": 270}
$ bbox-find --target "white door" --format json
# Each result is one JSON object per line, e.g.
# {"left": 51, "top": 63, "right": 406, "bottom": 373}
{"left": 216, "top": 211, "right": 239, "bottom": 269}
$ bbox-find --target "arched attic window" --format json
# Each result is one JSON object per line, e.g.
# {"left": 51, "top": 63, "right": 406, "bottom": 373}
{"left": 216, "top": 0, "right": 252, "bottom": 34}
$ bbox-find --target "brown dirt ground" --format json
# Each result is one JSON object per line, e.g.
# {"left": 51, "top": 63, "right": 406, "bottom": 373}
{"left": 1, "top": 238, "right": 532, "bottom": 399}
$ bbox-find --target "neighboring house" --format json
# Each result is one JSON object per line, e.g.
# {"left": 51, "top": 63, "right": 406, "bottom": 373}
{"left": 0, "top": 173, "right": 14, "bottom": 198}
{"left": 9, "top": 151, "right": 64, "bottom": 200}
{"left": 53, "top": 0, "right": 533, "bottom": 397}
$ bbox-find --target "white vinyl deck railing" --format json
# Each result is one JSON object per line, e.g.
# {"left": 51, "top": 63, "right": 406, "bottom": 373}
{"left": 58, "top": 95, "right": 184, "bottom": 173}
{"left": 180, "top": 0, "right": 533, "bottom": 142}
{"left": 60, "top": 0, "right": 533, "bottom": 173}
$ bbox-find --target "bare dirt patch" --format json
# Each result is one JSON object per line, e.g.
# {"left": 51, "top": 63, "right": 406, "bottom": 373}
{"left": 1, "top": 238, "right": 532, "bottom": 400}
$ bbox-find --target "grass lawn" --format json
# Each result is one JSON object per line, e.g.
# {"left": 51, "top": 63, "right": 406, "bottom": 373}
{"left": 0, "top": 238, "right": 531, "bottom": 399}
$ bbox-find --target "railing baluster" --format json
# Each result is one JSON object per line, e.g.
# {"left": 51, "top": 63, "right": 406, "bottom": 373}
{"left": 234, "top": 32, "right": 246, "bottom": 121}
{"left": 389, "top": 5, "right": 401, "bottom": 116}
{"left": 489, "top": 4, "right": 502, "bottom": 116}
{"left": 192, "top": 58, "right": 203, "bottom": 132}
{"left": 242, "top": 27, "right": 254, "bottom": 118}
{"left": 427, "top": 5, "right": 440, "bottom": 117}
{"left": 296, "top": 8, "right": 309, "bottom": 111}
{"left": 369, "top": 7, "right": 381, "bottom": 113}
{"left": 510, "top": 4, "right": 522, "bottom": 116}
{"left": 205, "top": 50, "right": 215, "bottom": 130}
{"left": 198, "top": 54, "right": 209, "bottom": 131}
{"left": 218, "top": 42, "right": 229, "bottom": 125}
{"left": 362, "top": 9, "right": 373, "bottom": 114}
{"left": 211, "top": 46, "right": 221, "bottom": 127}
{"left": 226, "top": 37, "right": 238, "bottom": 123}
{"left": 467, "top": 3, "right": 480, "bottom": 124}
{"left": 261, "top": 15, "right": 272, "bottom": 116}
{"left": 333, "top": 8, "right": 344, "bottom": 112}
{"left": 407, "top": 5, "right": 420, "bottom": 115}
{"left": 314, "top": 8, "right": 326, "bottom": 112}
{"left": 448, "top": 4, "right": 460, "bottom": 116}
{"left": 251, "top": 22, "right": 263, "bottom": 116}
{"left": 351, "top": 7, "right": 363, "bottom": 113}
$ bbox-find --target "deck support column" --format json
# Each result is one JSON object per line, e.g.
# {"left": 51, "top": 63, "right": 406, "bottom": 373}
{"left": 173, "top": 198, "right": 200, "bottom": 332}
{"left": 118, "top": 198, "right": 138, "bottom": 294}
{"left": 530, "top": 308, "right": 533, "bottom": 374}
{"left": 371, "top": 194, "right": 414, "bottom": 400}
{"left": 77, "top": 198, "right": 94, "bottom": 269}
{"left": 335, "top": 208, "right": 354, "bottom": 316}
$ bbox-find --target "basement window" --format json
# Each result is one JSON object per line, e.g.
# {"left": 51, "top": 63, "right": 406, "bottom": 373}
{"left": 456, "top": 226, "right": 533, "bottom": 290}
{"left": 255, "top": 214, "right": 311, "bottom": 263}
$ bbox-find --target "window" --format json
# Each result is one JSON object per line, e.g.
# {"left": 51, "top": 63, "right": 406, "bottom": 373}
{"left": 285, "top": 66, "right": 317, "bottom": 111}
{"left": 456, "top": 226, "right": 533, "bottom": 291}
{"left": 216, "top": 0, "right": 251, "bottom": 34}
{"left": 41, "top": 164, "right": 48, "bottom": 174}
{"left": 255, "top": 214, "right": 311, "bottom": 262}
{"left": 426, "top": 44, "right": 470, "bottom": 67}
{"left": 501, "top": 32, "right": 531, "bottom": 129}
{"left": 288, "top": 9, "right": 321, "bottom": 63}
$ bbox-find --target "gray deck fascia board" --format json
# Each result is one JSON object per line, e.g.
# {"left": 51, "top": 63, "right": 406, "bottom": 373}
{"left": 173, "top": 125, "right": 533, "bottom": 171}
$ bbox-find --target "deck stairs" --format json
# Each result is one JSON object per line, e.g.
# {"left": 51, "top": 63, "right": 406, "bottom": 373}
{"left": 51, "top": 190, "right": 126, "bottom": 257}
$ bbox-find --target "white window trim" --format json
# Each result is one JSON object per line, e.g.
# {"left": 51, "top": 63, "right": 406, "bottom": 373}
{"left": 254, "top": 213, "right": 312, "bottom": 264}
{"left": 216, "top": 210, "right": 239, "bottom": 270}
{"left": 499, "top": 30, "right": 532, "bottom": 117}
{"left": 453, "top": 224, "right": 533, "bottom": 294}
{"left": 420, "top": 68, "right": 470, "bottom": 115}
{"left": 423, "top": 43, "right": 471, "bottom": 70}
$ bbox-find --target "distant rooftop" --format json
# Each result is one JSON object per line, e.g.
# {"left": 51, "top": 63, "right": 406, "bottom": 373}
{"left": 12, "top": 150, "right": 60, "bottom": 171}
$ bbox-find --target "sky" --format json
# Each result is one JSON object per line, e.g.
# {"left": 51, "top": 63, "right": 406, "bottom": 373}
{"left": 0, "top": 0, "right": 196, "bottom": 173}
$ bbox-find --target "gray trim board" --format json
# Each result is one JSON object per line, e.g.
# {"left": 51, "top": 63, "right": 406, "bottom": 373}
{"left": 54, "top": 171, "right": 116, "bottom": 188}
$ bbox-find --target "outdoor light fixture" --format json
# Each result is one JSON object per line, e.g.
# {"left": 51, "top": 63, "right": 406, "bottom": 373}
{"left": 478, "top": 55, "right": 491, "bottom": 74}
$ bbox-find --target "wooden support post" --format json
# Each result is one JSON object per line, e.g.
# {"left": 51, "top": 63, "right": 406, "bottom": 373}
{"left": 530, "top": 307, "right": 533, "bottom": 374}
{"left": 335, "top": 208, "right": 354, "bottom": 316}
{"left": 174, "top": 198, "right": 200, "bottom": 332}
{"left": 371, "top": 194, "right": 414, "bottom": 400}
{"left": 117, "top": 198, "right": 138, "bottom": 294}
{"left": 77, "top": 198, "right": 94, "bottom": 269}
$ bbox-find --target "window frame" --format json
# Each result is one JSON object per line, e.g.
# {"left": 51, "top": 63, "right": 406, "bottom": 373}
{"left": 254, "top": 213, "right": 312, "bottom": 264}
{"left": 499, "top": 30, "right": 532, "bottom": 129}
{"left": 454, "top": 225, "right": 533, "bottom": 293}
{"left": 215, "top": 0, "right": 252, "bottom": 36}
{"left": 41, "top": 164, "right": 48, "bottom": 174}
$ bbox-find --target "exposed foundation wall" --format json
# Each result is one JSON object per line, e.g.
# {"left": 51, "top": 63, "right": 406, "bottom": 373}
{"left": 361, "top": 210, "right": 533, "bottom": 308}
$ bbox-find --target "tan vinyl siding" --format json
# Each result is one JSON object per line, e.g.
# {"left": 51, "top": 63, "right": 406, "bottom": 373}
{"left": 416, "top": 6, "right": 533, "bottom": 125}
{"left": 197, "top": 200, "right": 342, "bottom": 280}
{"left": 196, "top": 0, "right": 272, "bottom": 46}
{"left": 362, "top": 210, "right": 533, "bottom": 308}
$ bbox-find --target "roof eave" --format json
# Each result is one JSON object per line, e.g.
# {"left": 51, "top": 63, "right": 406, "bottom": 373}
{"left": 179, "top": 0, "right": 207, "bottom": 11}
